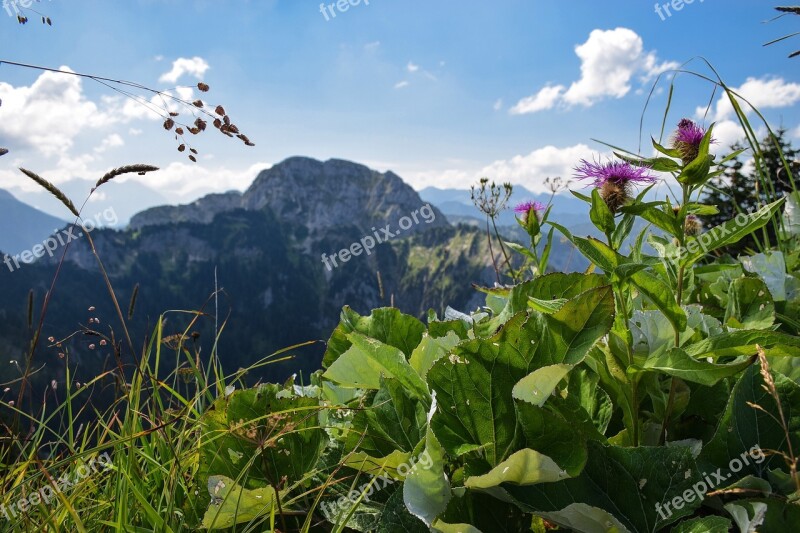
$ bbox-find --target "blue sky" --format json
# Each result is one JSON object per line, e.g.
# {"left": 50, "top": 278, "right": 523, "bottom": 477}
{"left": 1, "top": 0, "right": 799, "bottom": 218}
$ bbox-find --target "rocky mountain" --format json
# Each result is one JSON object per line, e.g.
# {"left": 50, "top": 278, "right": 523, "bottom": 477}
{"left": 0, "top": 157, "right": 495, "bottom": 388}
{"left": 0, "top": 189, "right": 67, "bottom": 256}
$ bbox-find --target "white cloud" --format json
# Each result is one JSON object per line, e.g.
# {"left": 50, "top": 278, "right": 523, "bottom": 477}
{"left": 0, "top": 67, "right": 117, "bottom": 157}
{"left": 510, "top": 85, "right": 565, "bottom": 114}
{"left": 129, "top": 128, "right": 143, "bottom": 136}
{"left": 479, "top": 144, "right": 604, "bottom": 191}
{"left": 158, "top": 57, "right": 210, "bottom": 84}
{"left": 511, "top": 28, "right": 677, "bottom": 114}
{"left": 407, "top": 61, "right": 419, "bottom": 73}
{"left": 403, "top": 144, "right": 605, "bottom": 192}
{"left": 710, "top": 120, "right": 747, "bottom": 151}
{"left": 364, "top": 41, "right": 381, "bottom": 51}
{"left": 493, "top": 99, "right": 503, "bottom": 111}
{"left": 394, "top": 81, "right": 409, "bottom": 89}
{"left": 94, "top": 134, "right": 124, "bottom": 153}
{"left": 127, "top": 161, "right": 273, "bottom": 200}
{"left": 711, "top": 77, "right": 800, "bottom": 121}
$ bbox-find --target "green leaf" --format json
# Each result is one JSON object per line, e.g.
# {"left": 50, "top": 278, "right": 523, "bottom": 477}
{"left": 516, "top": 395, "right": 605, "bottom": 476}
{"left": 464, "top": 448, "right": 567, "bottom": 489}
{"left": 630, "top": 269, "right": 688, "bottom": 333}
{"left": 638, "top": 347, "right": 756, "bottom": 386}
{"left": 323, "top": 332, "right": 429, "bottom": 400}
{"left": 590, "top": 188, "right": 616, "bottom": 235}
{"left": 513, "top": 364, "right": 574, "bottom": 407}
{"left": 685, "top": 330, "right": 800, "bottom": 359}
{"left": 740, "top": 251, "right": 788, "bottom": 302}
{"left": 670, "top": 516, "right": 732, "bottom": 533}
{"left": 429, "top": 287, "right": 614, "bottom": 466}
{"left": 527, "top": 296, "right": 568, "bottom": 314}
{"left": 677, "top": 123, "right": 715, "bottom": 185}
{"left": 782, "top": 191, "right": 800, "bottom": 237}
{"left": 403, "top": 429, "right": 452, "bottom": 526}
{"left": 504, "top": 442, "right": 703, "bottom": 533}
{"left": 679, "top": 199, "right": 786, "bottom": 267}
{"left": 652, "top": 136, "right": 682, "bottom": 158}
{"left": 537, "top": 503, "right": 632, "bottom": 533}
{"left": 198, "top": 382, "right": 325, "bottom": 495}
{"left": 725, "top": 277, "right": 775, "bottom": 329}
{"left": 620, "top": 203, "right": 680, "bottom": 237}
{"left": 699, "top": 361, "right": 800, "bottom": 485}
{"left": 202, "top": 476, "right": 276, "bottom": 530}
{"left": 409, "top": 332, "right": 462, "bottom": 380}
{"left": 377, "top": 489, "right": 428, "bottom": 532}
{"left": 323, "top": 307, "right": 426, "bottom": 368}
{"left": 724, "top": 499, "right": 800, "bottom": 533}
{"left": 345, "top": 377, "right": 427, "bottom": 461}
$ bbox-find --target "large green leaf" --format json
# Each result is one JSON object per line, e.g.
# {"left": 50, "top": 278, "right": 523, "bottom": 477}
{"left": 463, "top": 448, "right": 566, "bottom": 489}
{"left": 409, "top": 332, "right": 461, "bottom": 380}
{"left": 323, "top": 306, "right": 426, "bottom": 367}
{"left": 724, "top": 499, "right": 800, "bottom": 533}
{"left": 504, "top": 442, "right": 702, "bottom": 533}
{"left": 198, "top": 382, "right": 326, "bottom": 492}
{"left": 725, "top": 277, "right": 775, "bottom": 329}
{"left": 428, "top": 288, "right": 614, "bottom": 466}
{"left": 323, "top": 332, "right": 429, "bottom": 400}
{"left": 685, "top": 330, "right": 800, "bottom": 359}
{"left": 201, "top": 476, "right": 276, "bottom": 530}
{"left": 630, "top": 270, "right": 688, "bottom": 333}
{"left": 670, "top": 515, "right": 732, "bottom": 533}
{"left": 515, "top": 395, "right": 605, "bottom": 477}
{"left": 344, "top": 377, "right": 427, "bottom": 460}
{"left": 639, "top": 347, "right": 756, "bottom": 386}
{"left": 403, "top": 429, "right": 452, "bottom": 526}
{"left": 699, "top": 361, "right": 800, "bottom": 484}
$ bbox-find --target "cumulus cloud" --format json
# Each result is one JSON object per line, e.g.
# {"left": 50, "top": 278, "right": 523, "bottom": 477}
{"left": 128, "top": 160, "right": 273, "bottom": 200}
{"left": 94, "top": 133, "right": 124, "bottom": 153}
{"left": 710, "top": 77, "right": 800, "bottom": 121}
{"left": 0, "top": 68, "right": 116, "bottom": 157}
{"left": 510, "top": 85, "right": 565, "bottom": 115}
{"left": 158, "top": 57, "right": 210, "bottom": 84}
{"left": 407, "top": 61, "right": 419, "bottom": 73}
{"left": 394, "top": 80, "right": 409, "bottom": 89}
{"left": 404, "top": 144, "right": 605, "bottom": 192}
{"left": 511, "top": 28, "right": 678, "bottom": 114}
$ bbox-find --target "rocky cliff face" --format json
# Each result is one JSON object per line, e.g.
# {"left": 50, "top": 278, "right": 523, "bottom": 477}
{"left": 131, "top": 157, "right": 448, "bottom": 236}
{"left": 1, "top": 157, "right": 493, "bottom": 384}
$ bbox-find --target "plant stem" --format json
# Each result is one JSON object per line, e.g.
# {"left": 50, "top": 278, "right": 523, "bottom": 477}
{"left": 661, "top": 184, "right": 690, "bottom": 444}
{"left": 485, "top": 217, "right": 501, "bottom": 284}
{"left": 491, "top": 216, "right": 519, "bottom": 282}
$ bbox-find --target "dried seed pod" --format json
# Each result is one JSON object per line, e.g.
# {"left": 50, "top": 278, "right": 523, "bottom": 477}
{"left": 197, "top": 82, "right": 210, "bottom": 92}
{"left": 215, "top": 105, "right": 225, "bottom": 116}
{"left": 175, "top": 127, "right": 184, "bottom": 135}
{"left": 192, "top": 100, "right": 204, "bottom": 108}
{"left": 163, "top": 118, "right": 175, "bottom": 131}
{"left": 188, "top": 155, "right": 197, "bottom": 162}
{"left": 213, "top": 118, "right": 222, "bottom": 129}
{"left": 178, "top": 144, "right": 186, "bottom": 152}
{"left": 190, "top": 148, "right": 198, "bottom": 155}
{"left": 169, "top": 112, "right": 179, "bottom": 117}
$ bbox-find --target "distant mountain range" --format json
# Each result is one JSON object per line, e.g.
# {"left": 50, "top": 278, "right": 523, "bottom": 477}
{"left": 0, "top": 189, "right": 66, "bottom": 256}
{"left": 0, "top": 157, "right": 499, "bottom": 389}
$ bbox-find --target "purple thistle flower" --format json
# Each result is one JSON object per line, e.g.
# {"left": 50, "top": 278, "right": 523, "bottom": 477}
{"left": 574, "top": 159, "right": 657, "bottom": 213}
{"left": 672, "top": 118, "right": 715, "bottom": 164}
{"left": 573, "top": 159, "right": 657, "bottom": 188}
{"left": 514, "top": 201, "right": 545, "bottom": 215}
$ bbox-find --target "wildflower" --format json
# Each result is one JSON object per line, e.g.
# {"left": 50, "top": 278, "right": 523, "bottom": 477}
{"left": 514, "top": 201, "right": 545, "bottom": 224}
{"left": 574, "top": 159, "right": 657, "bottom": 212}
{"left": 672, "top": 118, "right": 715, "bottom": 165}
{"left": 684, "top": 214, "right": 702, "bottom": 236}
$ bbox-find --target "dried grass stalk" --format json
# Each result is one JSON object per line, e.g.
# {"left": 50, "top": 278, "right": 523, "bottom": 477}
{"left": 19, "top": 167, "right": 80, "bottom": 217}
{"left": 95, "top": 165, "right": 159, "bottom": 189}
